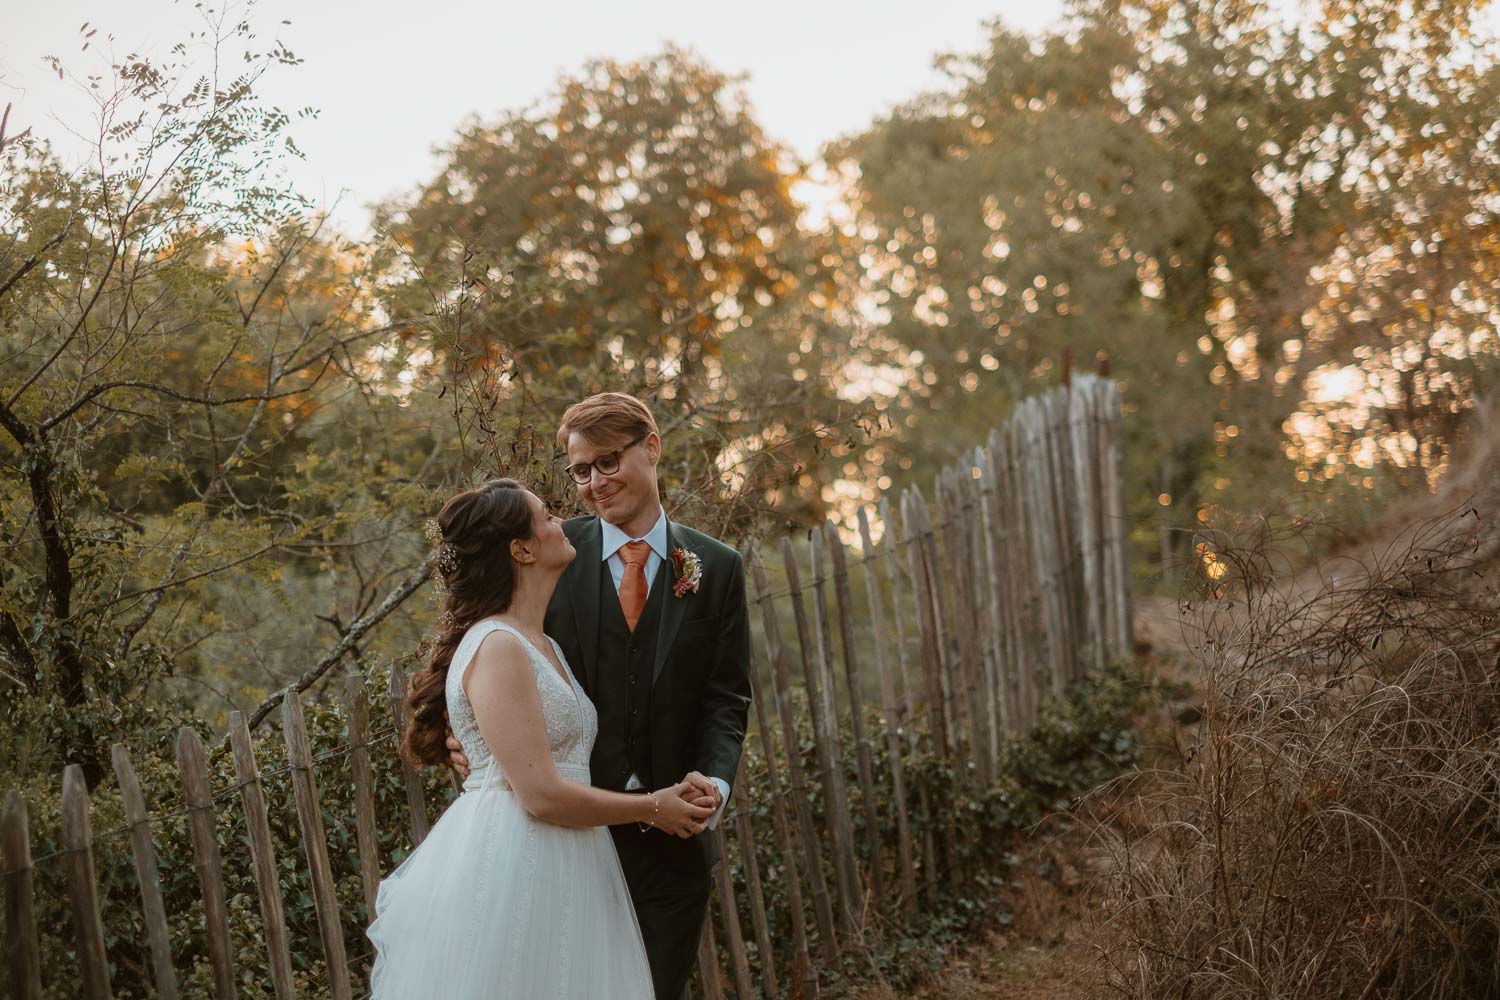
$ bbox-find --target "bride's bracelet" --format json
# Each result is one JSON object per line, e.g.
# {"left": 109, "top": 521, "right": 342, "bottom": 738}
{"left": 638, "top": 793, "right": 660, "bottom": 833}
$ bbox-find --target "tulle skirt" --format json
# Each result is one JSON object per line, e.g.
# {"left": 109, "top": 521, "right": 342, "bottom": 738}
{"left": 367, "top": 762, "right": 654, "bottom": 999}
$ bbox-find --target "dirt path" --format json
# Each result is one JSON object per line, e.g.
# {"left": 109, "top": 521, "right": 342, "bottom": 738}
{"left": 855, "top": 596, "right": 1200, "bottom": 1000}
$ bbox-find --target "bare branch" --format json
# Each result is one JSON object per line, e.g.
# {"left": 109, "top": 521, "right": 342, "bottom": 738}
{"left": 238, "top": 551, "right": 437, "bottom": 735}
{"left": 0, "top": 219, "right": 75, "bottom": 305}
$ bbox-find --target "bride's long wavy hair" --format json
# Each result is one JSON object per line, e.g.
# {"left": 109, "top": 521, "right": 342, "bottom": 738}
{"left": 402, "top": 478, "right": 533, "bottom": 767}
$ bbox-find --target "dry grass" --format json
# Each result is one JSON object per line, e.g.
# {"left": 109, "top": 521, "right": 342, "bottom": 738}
{"left": 1086, "top": 446, "right": 1500, "bottom": 999}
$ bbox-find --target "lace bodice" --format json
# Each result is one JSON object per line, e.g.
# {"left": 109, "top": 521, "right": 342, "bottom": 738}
{"left": 446, "top": 620, "right": 597, "bottom": 788}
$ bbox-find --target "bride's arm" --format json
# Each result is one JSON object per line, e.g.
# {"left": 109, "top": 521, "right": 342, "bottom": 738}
{"left": 464, "top": 631, "right": 712, "bottom": 833}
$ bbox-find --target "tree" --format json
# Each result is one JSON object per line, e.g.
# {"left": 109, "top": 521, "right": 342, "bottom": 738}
{"left": 829, "top": 0, "right": 1500, "bottom": 570}
{"left": 376, "top": 47, "right": 876, "bottom": 536}
{"left": 0, "top": 16, "right": 442, "bottom": 780}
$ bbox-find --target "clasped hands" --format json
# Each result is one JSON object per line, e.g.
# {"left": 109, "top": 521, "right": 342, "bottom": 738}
{"left": 443, "top": 731, "right": 720, "bottom": 838}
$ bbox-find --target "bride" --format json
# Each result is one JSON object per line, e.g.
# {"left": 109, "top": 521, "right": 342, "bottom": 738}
{"left": 367, "top": 478, "right": 713, "bottom": 998}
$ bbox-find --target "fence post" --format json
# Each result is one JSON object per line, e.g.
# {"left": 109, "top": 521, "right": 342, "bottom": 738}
{"left": 1070, "top": 378, "right": 1107, "bottom": 670}
{"left": 902, "top": 490, "right": 951, "bottom": 758}
{"left": 800, "top": 531, "right": 862, "bottom": 934}
{"left": 228, "top": 711, "right": 297, "bottom": 1000}
{"left": 903, "top": 490, "right": 963, "bottom": 889}
{"left": 62, "top": 764, "right": 113, "bottom": 1000}
{"left": 387, "top": 666, "right": 430, "bottom": 845}
{"left": 343, "top": 673, "right": 381, "bottom": 921}
{"left": 975, "top": 446, "right": 1013, "bottom": 746}
{"left": 856, "top": 508, "right": 918, "bottom": 915}
{"left": 712, "top": 823, "right": 755, "bottom": 999}
{"left": 697, "top": 915, "right": 725, "bottom": 1000}
{"left": 1102, "top": 379, "right": 1135, "bottom": 658}
{"left": 111, "top": 745, "right": 179, "bottom": 1000}
{"left": 746, "top": 650, "right": 817, "bottom": 994}
{"left": 282, "top": 691, "right": 352, "bottom": 1000}
{"left": 823, "top": 520, "right": 885, "bottom": 906}
{"left": 749, "top": 549, "right": 838, "bottom": 963}
{"left": 176, "top": 727, "right": 236, "bottom": 999}
{"left": 940, "top": 465, "right": 992, "bottom": 785}
{"left": 3, "top": 790, "right": 42, "bottom": 1000}
{"left": 889, "top": 496, "right": 941, "bottom": 904}
{"left": 964, "top": 452, "right": 1004, "bottom": 770}
{"left": 728, "top": 764, "right": 780, "bottom": 1000}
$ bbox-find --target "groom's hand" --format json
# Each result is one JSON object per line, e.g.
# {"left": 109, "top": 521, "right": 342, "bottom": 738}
{"left": 444, "top": 715, "right": 471, "bottom": 780}
{"left": 682, "top": 771, "right": 722, "bottom": 812}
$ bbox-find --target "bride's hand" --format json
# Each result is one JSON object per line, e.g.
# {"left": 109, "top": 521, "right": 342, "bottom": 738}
{"left": 444, "top": 715, "right": 471, "bottom": 780}
{"left": 648, "top": 781, "right": 716, "bottom": 838}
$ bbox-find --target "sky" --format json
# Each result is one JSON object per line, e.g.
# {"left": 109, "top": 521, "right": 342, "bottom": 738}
{"left": 3, "top": 0, "right": 1067, "bottom": 236}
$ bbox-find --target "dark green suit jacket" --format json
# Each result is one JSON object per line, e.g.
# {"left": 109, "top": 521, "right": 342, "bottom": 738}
{"left": 544, "top": 515, "right": 752, "bottom": 840}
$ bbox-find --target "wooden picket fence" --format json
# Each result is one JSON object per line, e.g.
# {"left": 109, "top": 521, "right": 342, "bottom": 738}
{"left": 1, "top": 372, "right": 1131, "bottom": 999}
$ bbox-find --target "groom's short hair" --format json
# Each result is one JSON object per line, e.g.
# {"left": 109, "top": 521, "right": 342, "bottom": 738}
{"left": 556, "top": 392, "right": 659, "bottom": 450}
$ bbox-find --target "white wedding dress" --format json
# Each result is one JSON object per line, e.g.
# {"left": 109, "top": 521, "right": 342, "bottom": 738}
{"left": 367, "top": 620, "right": 654, "bottom": 998}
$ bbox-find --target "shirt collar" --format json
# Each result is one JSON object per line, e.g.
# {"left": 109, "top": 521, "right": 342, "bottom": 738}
{"left": 599, "top": 506, "right": 668, "bottom": 563}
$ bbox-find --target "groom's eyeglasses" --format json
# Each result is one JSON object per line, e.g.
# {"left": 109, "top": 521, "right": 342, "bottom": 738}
{"left": 563, "top": 433, "right": 647, "bottom": 485}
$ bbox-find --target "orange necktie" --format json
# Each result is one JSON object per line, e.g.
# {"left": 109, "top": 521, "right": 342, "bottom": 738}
{"left": 618, "top": 540, "right": 651, "bottom": 632}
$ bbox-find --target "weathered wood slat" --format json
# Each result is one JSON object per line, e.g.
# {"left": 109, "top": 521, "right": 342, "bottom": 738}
{"left": 176, "top": 728, "right": 236, "bottom": 999}
{"left": 712, "top": 824, "right": 755, "bottom": 999}
{"left": 3, "top": 789, "right": 43, "bottom": 1000}
{"left": 728, "top": 763, "right": 778, "bottom": 1000}
{"left": 387, "top": 666, "right": 430, "bottom": 845}
{"left": 697, "top": 913, "right": 725, "bottom": 1000}
{"left": 823, "top": 520, "right": 885, "bottom": 905}
{"left": 748, "top": 549, "right": 837, "bottom": 962}
{"left": 1102, "top": 379, "right": 1135, "bottom": 658}
{"left": 976, "top": 446, "right": 1013, "bottom": 747}
{"left": 343, "top": 673, "right": 380, "bottom": 921}
{"left": 902, "top": 491, "right": 950, "bottom": 757}
{"left": 800, "top": 532, "right": 862, "bottom": 934}
{"left": 890, "top": 494, "right": 941, "bottom": 904}
{"left": 1070, "top": 380, "right": 1105, "bottom": 669}
{"left": 1005, "top": 414, "right": 1042, "bottom": 725}
{"left": 282, "top": 692, "right": 352, "bottom": 1000}
{"left": 903, "top": 491, "right": 963, "bottom": 889}
{"left": 878, "top": 497, "right": 916, "bottom": 719}
{"left": 228, "top": 711, "right": 297, "bottom": 1000}
{"left": 746, "top": 658, "right": 816, "bottom": 991}
{"left": 62, "top": 765, "right": 113, "bottom": 1000}
{"left": 964, "top": 453, "right": 1003, "bottom": 770}
{"left": 856, "top": 508, "right": 917, "bottom": 915}
{"left": 942, "top": 466, "right": 991, "bottom": 784}
{"left": 111, "top": 745, "right": 179, "bottom": 1000}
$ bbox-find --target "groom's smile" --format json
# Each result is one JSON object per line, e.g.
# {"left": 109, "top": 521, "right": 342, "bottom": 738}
{"left": 566, "top": 428, "right": 663, "bottom": 539}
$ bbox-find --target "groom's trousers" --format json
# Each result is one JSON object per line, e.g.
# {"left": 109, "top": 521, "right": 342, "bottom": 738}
{"left": 611, "top": 822, "right": 713, "bottom": 1000}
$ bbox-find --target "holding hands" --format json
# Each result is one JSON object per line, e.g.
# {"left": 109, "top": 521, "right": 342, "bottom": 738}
{"left": 646, "top": 771, "right": 722, "bottom": 838}
{"left": 446, "top": 717, "right": 722, "bottom": 838}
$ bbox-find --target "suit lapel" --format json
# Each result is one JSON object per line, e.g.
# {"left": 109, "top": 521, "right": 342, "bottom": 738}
{"left": 570, "top": 517, "right": 604, "bottom": 693}
{"left": 653, "top": 519, "right": 688, "bottom": 686}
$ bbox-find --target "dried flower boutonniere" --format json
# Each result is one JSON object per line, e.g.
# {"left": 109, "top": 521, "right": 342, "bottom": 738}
{"left": 671, "top": 546, "right": 703, "bottom": 598}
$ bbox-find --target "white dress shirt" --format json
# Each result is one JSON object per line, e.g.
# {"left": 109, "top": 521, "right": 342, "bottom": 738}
{"left": 599, "top": 507, "right": 730, "bottom": 828}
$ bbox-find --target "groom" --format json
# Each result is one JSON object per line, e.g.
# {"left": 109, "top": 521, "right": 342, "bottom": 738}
{"left": 448, "top": 392, "right": 752, "bottom": 1000}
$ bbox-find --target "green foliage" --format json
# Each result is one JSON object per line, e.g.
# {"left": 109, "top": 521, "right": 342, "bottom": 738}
{"left": 372, "top": 45, "right": 881, "bottom": 535}
{"left": 6, "top": 658, "right": 1148, "bottom": 998}
{"left": 0, "top": 27, "right": 876, "bottom": 783}
{"left": 831, "top": 0, "right": 1500, "bottom": 572}
{"left": 724, "top": 659, "right": 1152, "bottom": 993}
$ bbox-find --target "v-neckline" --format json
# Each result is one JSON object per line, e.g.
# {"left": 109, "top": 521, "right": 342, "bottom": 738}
{"left": 503, "top": 626, "right": 572, "bottom": 692}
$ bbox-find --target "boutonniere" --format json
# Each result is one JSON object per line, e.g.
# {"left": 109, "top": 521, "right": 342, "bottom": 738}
{"left": 671, "top": 547, "right": 703, "bottom": 598}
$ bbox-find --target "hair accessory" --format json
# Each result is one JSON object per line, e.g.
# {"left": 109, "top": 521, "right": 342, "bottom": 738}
{"left": 437, "top": 540, "right": 460, "bottom": 576}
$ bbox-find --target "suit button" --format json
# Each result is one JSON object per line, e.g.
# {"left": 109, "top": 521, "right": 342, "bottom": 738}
{"left": 628, "top": 673, "right": 637, "bottom": 686}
